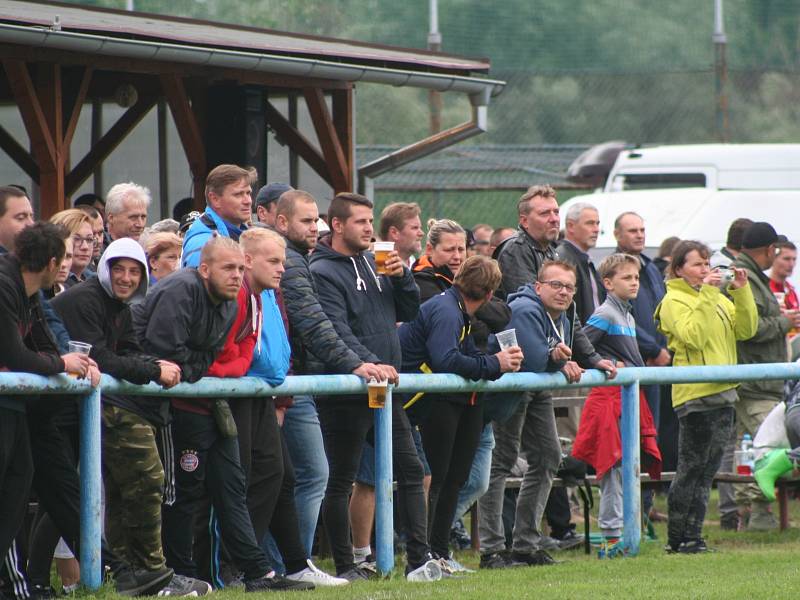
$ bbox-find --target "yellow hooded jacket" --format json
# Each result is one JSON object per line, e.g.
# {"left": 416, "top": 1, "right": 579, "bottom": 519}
{"left": 654, "top": 278, "right": 758, "bottom": 408}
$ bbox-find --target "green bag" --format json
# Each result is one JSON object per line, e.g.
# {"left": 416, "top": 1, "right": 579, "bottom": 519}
{"left": 211, "top": 399, "right": 238, "bottom": 438}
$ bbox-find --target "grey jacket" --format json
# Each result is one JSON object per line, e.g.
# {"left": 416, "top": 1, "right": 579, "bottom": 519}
{"left": 731, "top": 251, "right": 791, "bottom": 401}
{"left": 495, "top": 226, "right": 558, "bottom": 300}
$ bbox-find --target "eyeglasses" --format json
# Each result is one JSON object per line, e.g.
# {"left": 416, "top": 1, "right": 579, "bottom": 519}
{"left": 72, "top": 236, "right": 95, "bottom": 247}
{"left": 540, "top": 280, "right": 576, "bottom": 294}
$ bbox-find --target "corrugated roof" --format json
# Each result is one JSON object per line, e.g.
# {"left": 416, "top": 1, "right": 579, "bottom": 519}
{"left": 357, "top": 144, "right": 590, "bottom": 188}
{"left": 0, "top": 0, "right": 489, "bottom": 74}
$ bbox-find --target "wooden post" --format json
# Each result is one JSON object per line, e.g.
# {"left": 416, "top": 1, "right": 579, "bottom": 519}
{"left": 303, "top": 87, "right": 350, "bottom": 193}
{"left": 331, "top": 86, "right": 354, "bottom": 192}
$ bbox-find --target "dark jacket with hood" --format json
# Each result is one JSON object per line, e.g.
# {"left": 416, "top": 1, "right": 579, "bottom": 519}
{"left": 309, "top": 235, "right": 419, "bottom": 375}
{"left": 495, "top": 226, "right": 558, "bottom": 300}
{"left": 399, "top": 286, "right": 502, "bottom": 408}
{"left": 52, "top": 239, "right": 165, "bottom": 424}
{"left": 0, "top": 254, "right": 65, "bottom": 412}
{"left": 556, "top": 239, "right": 606, "bottom": 326}
{"left": 132, "top": 267, "right": 237, "bottom": 386}
{"left": 280, "top": 235, "right": 363, "bottom": 375}
{"left": 412, "top": 255, "right": 511, "bottom": 351}
{"left": 616, "top": 249, "right": 667, "bottom": 361}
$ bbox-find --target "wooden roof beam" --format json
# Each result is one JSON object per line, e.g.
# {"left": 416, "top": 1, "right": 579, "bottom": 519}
{"left": 264, "top": 99, "right": 330, "bottom": 187}
{"left": 65, "top": 94, "right": 157, "bottom": 196}
{"left": 304, "top": 87, "right": 350, "bottom": 193}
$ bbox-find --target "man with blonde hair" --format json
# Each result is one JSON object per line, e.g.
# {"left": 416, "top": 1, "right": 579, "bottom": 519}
{"left": 105, "top": 183, "right": 150, "bottom": 242}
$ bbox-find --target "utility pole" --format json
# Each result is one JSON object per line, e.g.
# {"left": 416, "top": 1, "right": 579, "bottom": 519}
{"left": 713, "top": 0, "right": 729, "bottom": 142}
{"left": 428, "top": 0, "right": 442, "bottom": 134}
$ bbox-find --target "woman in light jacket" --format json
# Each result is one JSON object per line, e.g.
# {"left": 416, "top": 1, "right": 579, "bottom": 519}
{"left": 654, "top": 240, "right": 757, "bottom": 553}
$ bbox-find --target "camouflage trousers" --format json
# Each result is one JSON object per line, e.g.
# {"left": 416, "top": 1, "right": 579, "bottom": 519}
{"left": 102, "top": 404, "right": 166, "bottom": 571}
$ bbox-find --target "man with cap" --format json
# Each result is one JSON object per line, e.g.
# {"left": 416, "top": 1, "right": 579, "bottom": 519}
{"left": 255, "top": 183, "right": 293, "bottom": 228}
{"left": 731, "top": 222, "right": 800, "bottom": 530}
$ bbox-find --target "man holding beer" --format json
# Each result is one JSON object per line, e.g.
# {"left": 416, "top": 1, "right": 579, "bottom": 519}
{"left": 309, "top": 193, "right": 442, "bottom": 582}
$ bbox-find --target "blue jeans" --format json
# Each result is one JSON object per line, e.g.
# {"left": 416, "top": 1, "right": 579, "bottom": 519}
{"left": 276, "top": 395, "right": 329, "bottom": 557}
{"left": 452, "top": 423, "right": 495, "bottom": 526}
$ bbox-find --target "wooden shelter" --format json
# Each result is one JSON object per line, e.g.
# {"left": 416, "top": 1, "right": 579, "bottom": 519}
{"left": 0, "top": 0, "right": 503, "bottom": 217}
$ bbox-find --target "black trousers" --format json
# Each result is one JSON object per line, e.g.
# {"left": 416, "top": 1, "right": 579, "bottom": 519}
{"left": 162, "top": 409, "right": 269, "bottom": 580}
{"left": 318, "top": 397, "right": 428, "bottom": 574}
{"left": 231, "top": 398, "right": 306, "bottom": 575}
{"left": 26, "top": 400, "right": 122, "bottom": 575}
{"left": 419, "top": 399, "right": 483, "bottom": 557}
{"left": 28, "top": 417, "right": 79, "bottom": 587}
{"left": 0, "top": 409, "right": 32, "bottom": 564}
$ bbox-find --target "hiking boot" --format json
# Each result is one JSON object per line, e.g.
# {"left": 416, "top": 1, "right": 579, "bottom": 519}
{"left": 157, "top": 574, "right": 212, "bottom": 597}
{"left": 675, "top": 539, "right": 713, "bottom": 554}
{"left": 479, "top": 552, "right": 510, "bottom": 569}
{"left": 510, "top": 549, "right": 559, "bottom": 566}
{"left": 449, "top": 519, "right": 472, "bottom": 550}
{"left": 537, "top": 536, "right": 560, "bottom": 551}
{"left": 405, "top": 559, "right": 442, "bottom": 582}
{"left": 748, "top": 503, "right": 779, "bottom": 531}
{"left": 244, "top": 572, "right": 314, "bottom": 592}
{"left": 719, "top": 512, "right": 739, "bottom": 531}
{"left": 755, "top": 449, "right": 794, "bottom": 502}
{"left": 286, "top": 560, "right": 348, "bottom": 587}
{"left": 114, "top": 566, "right": 175, "bottom": 597}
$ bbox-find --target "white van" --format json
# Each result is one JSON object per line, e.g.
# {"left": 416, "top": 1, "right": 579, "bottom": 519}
{"left": 604, "top": 144, "right": 800, "bottom": 193}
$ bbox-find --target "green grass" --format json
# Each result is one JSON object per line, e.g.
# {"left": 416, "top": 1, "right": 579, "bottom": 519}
{"left": 75, "top": 491, "right": 800, "bottom": 599}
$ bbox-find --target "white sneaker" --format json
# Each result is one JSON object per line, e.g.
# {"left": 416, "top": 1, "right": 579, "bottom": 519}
{"left": 286, "top": 560, "right": 348, "bottom": 587}
{"left": 406, "top": 559, "right": 442, "bottom": 582}
{"left": 442, "top": 556, "right": 475, "bottom": 574}
{"left": 157, "top": 574, "right": 212, "bottom": 597}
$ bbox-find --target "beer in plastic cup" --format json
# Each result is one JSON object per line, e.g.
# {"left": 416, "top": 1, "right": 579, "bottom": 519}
{"left": 367, "top": 377, "right": 388, "bottom": 409}
{"left": 373, "top": 241, "right": 395, "bottom": 275}
{"left": 67, "top": 341, "right": 92, "bottom": 377}
{"left": 496, "top": 328, "right": 518, "bottom": 351}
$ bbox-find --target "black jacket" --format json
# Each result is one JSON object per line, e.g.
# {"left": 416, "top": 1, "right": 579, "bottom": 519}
{"left": 0, "top": 254, "right": 64, "bottom": 411}
{"left": 495, "top": 226, "right": 558, "bottom": 300}
{"left": 411, "top": 255, "right": 511, "bottom": 351}
{"left": 556, "top": 239, "right": 606, "bottom": 326}
{"left": 52, "top": 276, "right": 165, "bottom": 424}
{"left": 309, "top": 236, "right": 420, "bottom": 372}
{"left": 132, "top": 268, "right": 237, "bottom": 383}
{"left": 280, "top": 236, "right": 363, "bottom": 375}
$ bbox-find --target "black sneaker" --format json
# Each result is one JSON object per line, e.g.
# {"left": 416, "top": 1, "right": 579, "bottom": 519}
{"left": 337, "top": 564, "right": 378, "bottom": 582}
{"left": 114, "top": 566, "right": 175, "bottom": 597}
{"left": 157, "top": 574, "right": 212, "bottom": 596}
{"left": 510, "top": 549, "right": 559, "bottom": 566}
{"left": 553, "top": 530, "right": 585, "bottom": 551}
{"left": 28, "top": 585, "right": 57, "bottom": 600}
{"left": 244, "top": 572, "right": 314, "bottom": 592}
{"left": 676, "top": 539, "right": 713, "bottom": 554}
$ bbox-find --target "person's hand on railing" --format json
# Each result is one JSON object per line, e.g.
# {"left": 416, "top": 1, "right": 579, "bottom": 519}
{"left": 376, "top": 364, "right": 399, "bottom": 385}
{"left": 550, "top": 342, "right": 572, "bottom": 362}
{"left": 157, "top": 360, "right": 182, "bottom": 389}
{"left": 496, "top": 346, "right": 523, "bottom": 373}
{"left": 353, "top": 362, "right": 387, "bottom": 382}
{"left": 595, "top": 358, "right": 618, "bottom": 380}
{"left": 62, "top": 352, "right": 91, "bottom": 378}
{"left": 560, "top": 360, "right": 583, "bottom": 383}
{"left": 86, "top": 364, "right": 101, "bottom": 387}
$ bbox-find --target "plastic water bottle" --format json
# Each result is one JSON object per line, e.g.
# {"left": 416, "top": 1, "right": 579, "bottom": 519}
{"left": 738, "top": 434, "right": 755, "bottom": 475}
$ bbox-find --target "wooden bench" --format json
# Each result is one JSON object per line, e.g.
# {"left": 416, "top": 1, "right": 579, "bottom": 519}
{"left": 468, "top": 471, "right": 800, "bottom": 554}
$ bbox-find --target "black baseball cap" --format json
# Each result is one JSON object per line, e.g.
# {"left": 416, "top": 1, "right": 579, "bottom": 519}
{"left": 741, "top": 222, "right": 787, "bottom": 249}
{"left": 255, "top": 182, "right": 293, "bottom": 208}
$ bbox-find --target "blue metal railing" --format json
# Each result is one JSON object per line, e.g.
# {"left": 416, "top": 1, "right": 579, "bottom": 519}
{"left": 5, "top": 362, "right": 800, "bottom": 588}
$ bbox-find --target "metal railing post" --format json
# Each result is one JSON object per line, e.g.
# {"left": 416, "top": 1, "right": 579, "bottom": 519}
{"left": 79, "top": 386, "right": 103, "bottom": 590}
{"left": 621, "top": 380, "right": 641, "bottom": 556}
{"left": 374, "top": 385, "right": 394, "bottom": 576}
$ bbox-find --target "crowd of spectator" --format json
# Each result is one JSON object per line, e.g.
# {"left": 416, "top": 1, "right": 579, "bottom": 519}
{"left": 0, "top": 169, "right": 797, "bottom": 596}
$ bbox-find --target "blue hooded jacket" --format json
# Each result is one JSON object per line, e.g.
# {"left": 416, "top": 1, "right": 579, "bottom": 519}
{"left": 181, "top": 204, "right": 245, "bottom": 268}
{"left": 246, "top": 288, "right": 291, "bottom": 385}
